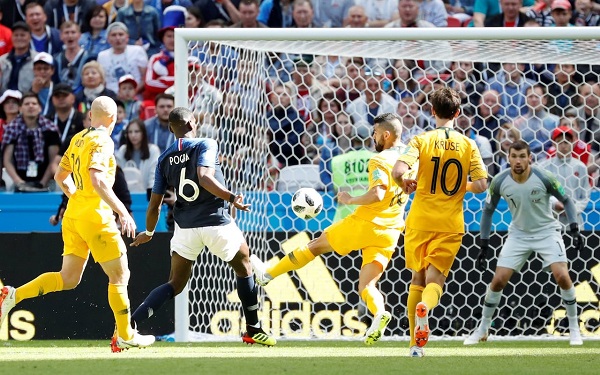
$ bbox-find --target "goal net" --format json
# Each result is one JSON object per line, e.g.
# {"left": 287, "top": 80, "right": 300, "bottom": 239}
{"left": 172, "top": 28, "right": 600, "bottom": 342}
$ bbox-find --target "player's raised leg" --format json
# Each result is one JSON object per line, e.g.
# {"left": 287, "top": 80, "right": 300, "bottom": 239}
{"left": 230, "top": 241, "right": 276, "bottom": 346}
{"left": 251, "top": 233, "right": 334, "bottom": 286}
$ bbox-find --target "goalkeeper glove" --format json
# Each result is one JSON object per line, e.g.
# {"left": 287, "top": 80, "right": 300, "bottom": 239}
{"left": 476, "top": 239, "right": 489, "bottom": 271}
{"left": 569, "top": 223, "right": 584, "bottom": 252}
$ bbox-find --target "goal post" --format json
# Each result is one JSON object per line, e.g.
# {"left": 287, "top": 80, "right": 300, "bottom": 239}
{"left": 171, "top": 27, "right": 600, "bottom": 342}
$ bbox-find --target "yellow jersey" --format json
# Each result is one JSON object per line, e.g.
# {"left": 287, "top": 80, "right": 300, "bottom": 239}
{"left": 352, "top": 145, "right": 411, "bottom": 230}
{"left": 398, "top": 127, "right": 487, "bottom": 233}
{"left": 60, "top": 127, "right": 117, "bottom": 224}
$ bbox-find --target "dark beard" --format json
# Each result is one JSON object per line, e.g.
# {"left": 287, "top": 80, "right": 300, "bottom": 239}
{"left": 375, "top": 144, "right": 384, "bottom": 152}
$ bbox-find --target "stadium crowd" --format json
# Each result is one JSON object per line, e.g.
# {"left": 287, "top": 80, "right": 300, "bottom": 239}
{"left": 0, "top": 0, "right": 598, "bottom": 227}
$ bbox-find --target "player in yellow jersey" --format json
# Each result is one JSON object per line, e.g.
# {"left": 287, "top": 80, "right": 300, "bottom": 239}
{"left": 251, "top": 113, "right": 415, "bottom": 345}
{"left": 0, "top": 96, "right": 155, "bottom": 352}
{"left": 392, "top": 88, "right": 488, "bottom": 357}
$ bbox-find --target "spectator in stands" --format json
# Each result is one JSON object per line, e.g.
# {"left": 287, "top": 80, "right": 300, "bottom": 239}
{"left": 473, "top": 89, "right": 503, "bottom": 140}
{"left": 194, "top": 0, "right": 241, "bottom": 25}
{"left": 291, "top": 0, "right": 317, "bottom": 27}
{"left": 186, "top": 56, "right": 222, "bottom": 125}
{"left": 110, "top": 99, "right": 129, "bottom": 148}
{"left": 185, "top": 6, "right": 205, "bottom": 27}
{"left": 0, "top": 89, "right": 22, "bottom": 191}
{"left": 97, "top": 22, "right": 148, "bottom": 94}
{"left": 312, "top": 55, "right": 346, "bottom": 88}
{"left": 192, "top": 33, "right": 238, "bottom": 90}
{"left": 213, "top": 92, "right": 247, "bottom": 183}
{"left": 258, "top": 0, "right": 293, "bottom": 27}
{"left": 550, "top": 0, "right": 573, "bottom": 26}
{"left": 539, "top": 126, "right": 590, "bottom": 226}
{"left": 145, "top": 93, "right": 175, "bottom": 153}
{"left": 46, "top": 83, "right": 85, "bottom": 145}
{"left": 55, "top": 22, "right": 95, "bottom": 95}
{"left": 445, "top": 0, "right": 475, "bottom": 17}
{"left": 547, "top": 116, "right": 592, "bottom": 167}
{"left": 117, "top": 75, "right": 142, "bottom": 125}
{"left": 0, "top": 22, "right": 36, "bottom": 94}
{"left": 389, "top": 59, "right": 421, "bottom": 102}
{"left": 329, "top": 124, "right": 374, "bottom": 220}
{"left": 0, "top": 10, "right": 13, "bottom": 57}
{"left": 103, "top": 0, "right": 129, "bottom": 23}
{"left": 229, "top": 0, "right": 267, "bottom": 28}
{"left": 116, "top": 0, "right": 161, "bottom": 56}
{"left": 345, "top": 5, "right": 369, "bottom": 28}
{"left": 576, "top": 82, "right": 600, "bottom": 152}
{"left": 75, "top": 61, "right": 118, "bottom": 113}
{"left": 471, "top": 0, "right": 534, "bottom": 26}
{"left": 312, "top": 0, "right": 355, "bottom": 27}
{"left": 484, "top": 0, "right": 531, "bottom": 26}
{"left": 421, "top": 0, "right": 449, "bottom": 27}
{"left": 492, "top": 122, "right": 521, "bottom": 174}
{"left": 447, "top": 61, "right": 484, "bottom": 108}
{"left": 229, "top": 58, "right": 265, "bottom": 117}
{"left": 25, "top": 2, "right": 63, "bottom": 55}
{"left": 79, "top": 6, "right": 111, "bottom": 56}
{"left": 44, "top": 0, "right": 96, "bottom": 28}
{"left": 145, "top": 5, "right": 185, "bottom": 101}
{"left": 267, "top": 84, "right": 305, "bottom": 166}
{"left": 320, "top": 113, "right": 369, "bottom": 193}
{"left": 30, "top": 52, "right": 56, "bottom": 117}
{"left": 386, "top": 0, "right": 436, "bottom": 27}
{"left": 397, "top": 98, "right": 425, "bottom": 144}
{"left": 456, "top": 105, "right": 494, "bottom": 172}
{"left": 346, "top": 67, "right": 399, "bottom": 127}
{"left": 354, "top": 1, "right": 395, "bottom": 27}
{"left": 115, "top": 118, "right": 160, "bottom": 194}
{"left": 336, "top": 57, "right": 366, "bottom": 108}
{"left": 547, "top": 64, "right": 579, "bottom": 117}
{"left": 513, "top": 84, "right": 560, "bottom": 158}
{"left": 0, "top": 0, "right": 26, "bottom": 29}
{"left": 526, "top": 0, "right": 554, "bottom": 26}
{"left": 487, "top": 63, "right": 535, "bottom": 119}
{"left": 147, "top": 0, "right": 193, "bottom": 22}
{"left": 2, "top": 92, "right": 61, "bottom": 191}
{"left": 574, "top": 0, "right": 600, "bottom": 26}
{"left": 310, "top": 94, "right": 345, "bottom": 155}
{"left": 285, "top": 58, "right": 328, "bottom": 121}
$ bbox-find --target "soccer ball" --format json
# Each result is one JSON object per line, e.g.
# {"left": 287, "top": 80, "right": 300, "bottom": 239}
{"left": 291, "top": 188, "right": 323, "bottom": 219}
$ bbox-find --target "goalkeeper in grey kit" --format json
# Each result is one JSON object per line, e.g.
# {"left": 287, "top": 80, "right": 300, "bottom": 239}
{"left": 464, "top": 140, "right": 584, "bottom": 346}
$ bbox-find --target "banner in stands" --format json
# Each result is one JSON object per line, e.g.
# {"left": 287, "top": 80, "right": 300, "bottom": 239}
{"left": 1, "top": 232, "right": 599, "bottom": 340}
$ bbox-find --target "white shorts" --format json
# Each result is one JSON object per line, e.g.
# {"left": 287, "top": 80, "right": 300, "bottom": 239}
{"left": 497, "top": 231, "right": 568, "bottom": 272}
{"left": 170, "top": 221, "right": 245, "bottom": 262}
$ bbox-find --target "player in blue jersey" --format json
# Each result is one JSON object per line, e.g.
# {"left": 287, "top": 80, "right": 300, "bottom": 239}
{"left": 129, "top": 107, "right": 276, "bottom": 346}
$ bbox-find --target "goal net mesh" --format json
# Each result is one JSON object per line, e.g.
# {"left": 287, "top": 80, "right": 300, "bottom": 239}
{"left": 181, "top": 34, "right": 600, "bottom": 341}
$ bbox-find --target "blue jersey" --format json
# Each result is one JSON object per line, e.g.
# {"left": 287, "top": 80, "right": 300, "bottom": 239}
{"left": 153, "top": 138, "right": 231, "bottom": 228}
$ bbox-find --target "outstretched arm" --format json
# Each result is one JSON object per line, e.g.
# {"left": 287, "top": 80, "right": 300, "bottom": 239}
{"left": 197, "top": 166, "right": 250, "bottom": 211}
{"left": 337, "top": 185, "right": 386, "bottom": 206}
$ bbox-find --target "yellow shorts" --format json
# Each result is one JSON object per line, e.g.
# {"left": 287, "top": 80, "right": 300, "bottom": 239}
{"left": 404, "top": 228, "right": 463, "bottom": 277}
{"left": 62, "top": 217, "right": 126, "bottom": 263}
{"left": 325, "top": 215, "right": 400, "bottom": 269}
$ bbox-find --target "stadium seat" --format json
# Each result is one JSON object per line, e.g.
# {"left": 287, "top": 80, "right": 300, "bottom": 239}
{"left": 276, "top": 164, "right": 325, "bottom": 192}
{"left": 122, "top": 163, "right": 146, "bottom": 192}
{"left": 1, "top": 168, "right": 13, "bottom": 191}
{"left": 143, "top": 105, "right": 156, "bottom": 120}
{"left": 447, "top": 16, "right": 462, "bottom": 27}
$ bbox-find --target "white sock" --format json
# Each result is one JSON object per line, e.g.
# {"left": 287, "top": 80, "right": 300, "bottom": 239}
{"left": 560, "top": 287, "right": 579, "bottom": 331}
{"left": 480, "top": 286, "right": 502, "bottom": 333}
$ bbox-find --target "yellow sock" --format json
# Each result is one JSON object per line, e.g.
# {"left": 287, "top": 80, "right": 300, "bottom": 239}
{"left": 360, "top": 285, "right": 385, "bottom": 316}
{"left": 408, "top": 284, "right": 424, "bottom": 347}
{"left": 422, "top": 283, "right": 443, "bottom": 311}
{"left": 267, "top": 245, "right": 315, "bottom": 278}
{"left": 16, "top": 272, "right": 63, "bottom": 304}
{"left": 108, "top": 284, "right": 133, "bottom": 340}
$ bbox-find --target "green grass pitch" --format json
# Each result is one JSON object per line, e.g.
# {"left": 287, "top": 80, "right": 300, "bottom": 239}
{"left": 1, "top": 340, "right": 599, "bottom": 375}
